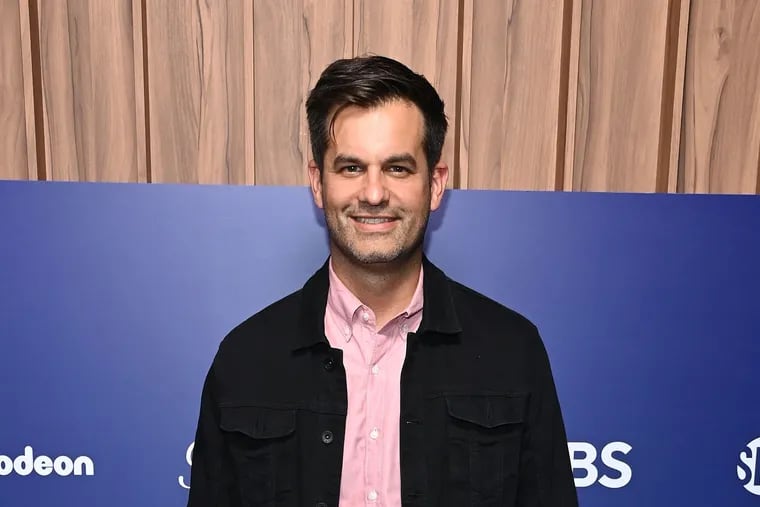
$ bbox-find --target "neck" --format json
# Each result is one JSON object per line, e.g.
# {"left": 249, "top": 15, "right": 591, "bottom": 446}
{"left": 330, "top": 250, "right": 423, "bottom": 329}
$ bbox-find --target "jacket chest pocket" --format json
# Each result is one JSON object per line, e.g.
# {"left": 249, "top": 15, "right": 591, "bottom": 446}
{"left": 220, "top": 406, "right": 297, "bottom": 506}
{"left": 445, "top": 394, "right": 526, "bottom": 506}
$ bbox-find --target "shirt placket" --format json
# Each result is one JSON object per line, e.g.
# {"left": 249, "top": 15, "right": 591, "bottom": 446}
{"left": 357, "top": 308, "right": 390, "bottom": 506}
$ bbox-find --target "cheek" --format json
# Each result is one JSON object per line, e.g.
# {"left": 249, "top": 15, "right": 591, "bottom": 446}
{"left": 397, "top": 185, "right": 431, "bottom": 213}
{"left": 322, "top": 182, "right": 358, "bottom": 208}
{"left": 323, "top": 194, "right": 349, "bottom": 214}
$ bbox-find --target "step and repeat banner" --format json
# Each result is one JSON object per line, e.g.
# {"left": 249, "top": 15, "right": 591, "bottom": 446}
{"left": 0, "top": 181, "right": 758, "bottom": 506}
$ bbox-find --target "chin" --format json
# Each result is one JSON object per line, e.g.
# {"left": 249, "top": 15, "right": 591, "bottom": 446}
{"left": 350, "top": 252, "right": 399, "bottom": 264}
{"left": 348, "top": 245, "right": 421, "bottom": 265}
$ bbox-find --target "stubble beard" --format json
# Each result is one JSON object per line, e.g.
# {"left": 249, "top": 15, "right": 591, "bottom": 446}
{"left": 324, "top": 206, "right": 430, "bottom": 266}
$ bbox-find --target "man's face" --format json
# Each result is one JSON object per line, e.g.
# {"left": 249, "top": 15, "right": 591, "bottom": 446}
{"left": 308, "top": 100, "right": 448, "bottom": 266}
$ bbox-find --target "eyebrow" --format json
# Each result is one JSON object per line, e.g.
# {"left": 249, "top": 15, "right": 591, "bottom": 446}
{"left": 333, "top": 154, "right": 364, "bottom": 167}
{"left": 384, "top": 153, "right": 418, "bottom": 169}
{"left": 332, "top": 153, "right": 418, "bottom": 169}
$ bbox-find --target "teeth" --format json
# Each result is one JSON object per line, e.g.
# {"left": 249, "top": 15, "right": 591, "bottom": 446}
{"left": 356, "top": 217, "right": 392, "bottom": 224}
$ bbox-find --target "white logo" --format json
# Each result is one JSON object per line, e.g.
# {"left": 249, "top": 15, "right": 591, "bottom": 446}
{"left": 0, "top": 446, "right": 94, "bottom": 477}
{"left": 178, "top": 442, "right": 194, "bottom": 489}
{"left": 177, "top": 439, "right": 633, "bottom": 490}
{"left": 569, "top": 441, "right": 632, "bottom": 489}
{"left": 738, "top": 437, "right": 760, "bottom": 495}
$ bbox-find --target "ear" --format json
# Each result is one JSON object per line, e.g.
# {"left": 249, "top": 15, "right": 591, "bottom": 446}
{"left": 307, "top": 160, "right": 324, "bottom": 209}
{"left": 429, "top": 161, "right": 449, "bottom": 211}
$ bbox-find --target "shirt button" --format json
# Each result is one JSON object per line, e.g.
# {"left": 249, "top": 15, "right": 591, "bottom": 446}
{"left": 367, "top": 490, "right": 378, "bottom": 502}
{"left": 400, "top": 323, "right": 409, "bottom": 334}
{"left": 362, "top": 312, "right": 370, "bottom": 322}
{"left": 321, "top": 430, "right": 334, "bottom": 445}
{"left": 369, "top": 427, "right": 379, "bottom": 440}
{"left": 371, "top": 364, "right": 380, "bottom": 375}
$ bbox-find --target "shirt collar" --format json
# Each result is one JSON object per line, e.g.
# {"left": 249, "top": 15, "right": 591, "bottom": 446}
{"left": 403, "top": 266, "right": 425, "bottom": 320}
{"left": 326, "top": 259, "right": 425, "bottom": 342}
{"left": 326, "top": 259, "right": 364, "bottom": 342}
{"left": 295, "top": 255, "right": 461, "bottom": 351}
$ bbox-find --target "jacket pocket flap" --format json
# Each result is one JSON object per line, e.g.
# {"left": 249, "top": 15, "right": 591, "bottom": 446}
{"left": 446, "top": 394, "right": 526, "bottom": 428}
{"left": 219, "top": 406, "right": 296, "bottom": 439}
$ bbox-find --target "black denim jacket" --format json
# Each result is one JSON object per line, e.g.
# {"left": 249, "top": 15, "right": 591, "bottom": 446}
{"left": 187, "top": 258, "right": 578, "bottom": 506}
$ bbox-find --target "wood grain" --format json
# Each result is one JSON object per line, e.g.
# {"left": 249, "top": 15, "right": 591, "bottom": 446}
{"left": 563, "top": 0, "right": 582, "bottom": 191}
{"left": 146, "top": 0, "right": 249, "bottom": 184}
{"left": 5, "top": 0, "right": 758, "bottom": 194}
{"left": 679, "top": 0, "right": 760, "bottom": 194}
{"left": 252, "top": 0, "right": 352, "bottom": 185}
{"left": 663, "top": 0, "right": 691, "bottom": 193}
{"left": 0, "top": 0, "right": 36, "bottom": 180}
{"left": 244, "top": 0, "right": 255, "bottom": 185}
{"left": 355, "top": 0, "right": 459, "bottom": 187}
{"left": 133, "top": 0, "right": 147, "bottom": 183}
{"left": 460, "top": 0, "right": 567, "bottom": 190}
{"left": 37, "top": 0, "right": 145, "bottom": 182}
{"left": 570, "top": 0, "right": 671, "bottom": 192}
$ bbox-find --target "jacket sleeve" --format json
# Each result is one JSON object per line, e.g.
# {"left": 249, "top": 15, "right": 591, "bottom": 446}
{"left": 516, "top": 325, "right": 578, "bottom": 507}
{"left": 187, "top": 364, "right": 234, "bottom": 507}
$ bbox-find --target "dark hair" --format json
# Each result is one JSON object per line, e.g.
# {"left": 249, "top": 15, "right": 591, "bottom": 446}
{"left": 306, "top": 55, "right": 448, "bottom": 171}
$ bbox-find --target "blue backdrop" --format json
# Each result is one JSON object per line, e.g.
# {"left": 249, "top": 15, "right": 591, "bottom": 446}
{"left": 0, "top": 181, "right": 758, "bottom": 506}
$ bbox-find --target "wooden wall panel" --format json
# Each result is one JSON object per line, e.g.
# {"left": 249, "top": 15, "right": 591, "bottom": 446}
{"left": 354, "top": 0, "right": 459, "bottom": 186}
{"left": 37, "top": 0, "right": 145, "bottom": 182}
{"left": 0, "top": 0, "right": 36, "bottom": 180}
{"left": 679, "top": 0, "right": 760, "bottom": 194}
{"left": 253, "top": 0, "right": 352, "bottom": 185}
{"left": 460, "top": 0, "right": 567, "bottom": 190}
{"left": 568, "top": 0, "right": 672, "bottom": 192}
{"left": 3, "top": 0, "right": 758, "bottom": 193}
{"left": 664, "top": 0, "right": 691, "bottom": 193}
{"left": 146, "top": 0, "right": 250, "bottom": 184}
{"left": 568, "top": 0, "right": 690, "bottom": 194}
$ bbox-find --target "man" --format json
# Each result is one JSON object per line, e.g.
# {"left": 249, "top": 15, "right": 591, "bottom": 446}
{"left": 188, "top": 55, "right": 577, "bottom": 506}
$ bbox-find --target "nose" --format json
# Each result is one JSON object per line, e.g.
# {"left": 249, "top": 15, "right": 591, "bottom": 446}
{"left": 359, "top": 167, "right": 389, "bottom": 206}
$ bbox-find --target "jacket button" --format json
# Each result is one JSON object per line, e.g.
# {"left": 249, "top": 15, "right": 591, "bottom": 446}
{"left": 322, "top": 357, "right": 334, "bottom": 371}
{"left": 321, "top": 430, "right": 334, "bottom": 444}
{"left": 316, "top": 503, "right": 328, "bottom": 507}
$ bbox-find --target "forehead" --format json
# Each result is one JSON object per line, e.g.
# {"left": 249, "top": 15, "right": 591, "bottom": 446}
{"left": 328, "top": 100, "right": 425, "bottom": 157}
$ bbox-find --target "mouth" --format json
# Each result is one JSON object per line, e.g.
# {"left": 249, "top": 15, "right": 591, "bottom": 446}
{"left": 352, "top": 216, "right": 397, "bottom": 224}
{"left": 349, "top": 215, "right": 399, "bottom": 232}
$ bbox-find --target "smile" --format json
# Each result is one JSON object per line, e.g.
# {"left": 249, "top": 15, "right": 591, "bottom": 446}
{"left": 353, "top": 217, "right": 396, "bottom": 224}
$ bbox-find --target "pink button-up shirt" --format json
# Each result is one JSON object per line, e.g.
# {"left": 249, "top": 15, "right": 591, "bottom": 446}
{"left": 324, "top": 260, "right": 424, "bottom": 506}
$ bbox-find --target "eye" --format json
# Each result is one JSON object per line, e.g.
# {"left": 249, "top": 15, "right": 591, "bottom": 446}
{"left": 339, "top": 165, "right": 363, "bottom": 174}
{"left": 387, "top": 166, "right": 411, "bottom": 175}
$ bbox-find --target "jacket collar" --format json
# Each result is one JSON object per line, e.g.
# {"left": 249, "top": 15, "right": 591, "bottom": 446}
{"left": 293, "top": 255, "right": 462, "bottom": 350}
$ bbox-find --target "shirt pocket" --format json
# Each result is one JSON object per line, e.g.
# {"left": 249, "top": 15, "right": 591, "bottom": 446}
{"left": 219, "top": 405, "right": 297, "bottom": 506}
{"left": 445, "top": 393, "right": 527, "bottom": 506}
